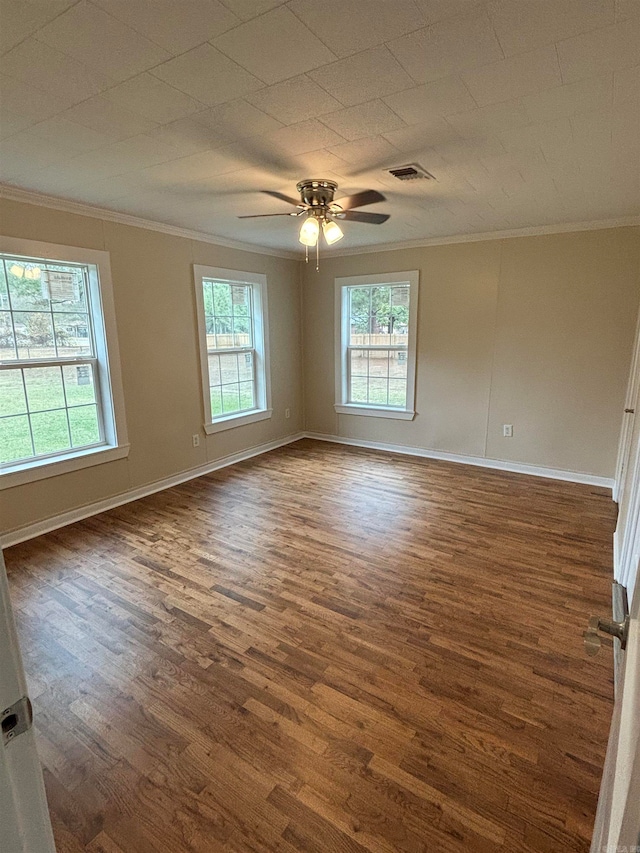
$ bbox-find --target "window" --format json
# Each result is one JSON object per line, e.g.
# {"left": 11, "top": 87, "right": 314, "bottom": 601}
{"left": 335, "top": 271, "right": 419, "bottom": 420}
{"left": 0, "top": 237, "right": 128, "bottom": 489}
{"left": 194, "top": 266, "right": 271, "bottom": 434}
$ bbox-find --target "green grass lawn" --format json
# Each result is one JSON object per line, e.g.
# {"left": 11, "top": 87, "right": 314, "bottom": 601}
{"left": 349, "top": 377, "right": 407, "bottom": 408}
{"left": 1, "top": 366, "right": 100, "bottom": 464}
{"left": 210, "top": 383, "right": 255, "bottom": 417}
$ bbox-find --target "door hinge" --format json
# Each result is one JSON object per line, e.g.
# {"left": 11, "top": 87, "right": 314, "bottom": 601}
{"left": 1, "top": 696, "right": 33, "bottom": 746}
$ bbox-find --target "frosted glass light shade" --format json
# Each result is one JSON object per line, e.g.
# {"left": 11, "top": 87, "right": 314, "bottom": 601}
{"left": 322, "top": 219, "right": 344, "bottom": 245}
{"left": 299, "top": 216, "right": 319, "bottom": 246}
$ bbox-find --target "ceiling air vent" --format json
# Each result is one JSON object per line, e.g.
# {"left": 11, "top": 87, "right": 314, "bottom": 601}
{"left": 387, "top": 164, "right": 435, "bottom": 181}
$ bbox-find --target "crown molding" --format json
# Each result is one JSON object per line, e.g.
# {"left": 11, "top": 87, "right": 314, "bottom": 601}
{"left": 0, "top": 185, "right": 299, "bottom": 261}
{"left": 2, "top": 184, "right": 637, "bottom": 262}
{"left": 327, "top": 215, "right": 640, "bottom": 257}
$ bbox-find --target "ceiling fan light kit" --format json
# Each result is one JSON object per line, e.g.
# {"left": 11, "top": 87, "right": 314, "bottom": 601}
{"left": 238, "top": 179, "right": 390, "bottom": 270}
{"left": 299, "top": 214, "right": 320, "bottom": 247}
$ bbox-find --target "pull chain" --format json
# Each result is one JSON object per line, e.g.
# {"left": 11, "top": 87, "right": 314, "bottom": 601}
{"left": 305, "top": 245, "right": 309, "bottom": 264}
{"left": 316, "top": 239, "right": 319, "bottom": 272}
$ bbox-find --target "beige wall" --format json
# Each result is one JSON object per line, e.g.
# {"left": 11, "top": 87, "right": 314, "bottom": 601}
{"left": 302, "top": 226, "right": 640, "bottom": 478}
{"left": 0, "top": 198, "right": 303, "bottom": 537}
{"left": 1, "top": 198, "right": 638, "bottom": 540}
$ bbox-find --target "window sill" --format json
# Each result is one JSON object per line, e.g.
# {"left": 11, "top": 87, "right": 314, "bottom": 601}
{"left": 204, "top": 408, "right": 272, "bottom": 434}
{"left": 335, "top": 404, "right": 416, "bottom": 421}
{"left": 0, "top": 443, "right": 131, "bottom": 490}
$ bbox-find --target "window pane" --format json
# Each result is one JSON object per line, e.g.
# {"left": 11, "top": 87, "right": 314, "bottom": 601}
{"left": 349, "top": 376, "right": 368, "bottom": 403}
{"left": 62, "top": 364, "right": 97, "bottom": 407}
{"left": 238, "top": 381, "right": 255, "bottom": 411}
{"left": 68, "top": 405, "right": 100, "bottom": 447}
{"left": 391, "top": 285, "right": 410, "bottom": 346}
{"left": 350, "top": 350, "right": 369, "bottom": 377}
{"left": 0, "top": 262, "right": 9, "bottom": 309}
{"left": 390, "top": 350, "right": 408, "bottom": 380}
{"left": 53, "top": 312, "right": 92, "bottom": 357}
{"left": 210, "top": 387, "right": 223, "bottom": 418}
{"left": 388, "top": 379, "right": 407, "bottom": 408}
{"left": 6, "top": 263, "right": 48, "bottom": 311}
{"left": 14, "top": 311, "right": 56, "bottom": 359}
{"left": 0, "top": 369, "right": 27, "bottom": 415}
{"left": 232, "top": 286, "right": 252, "bottom": 347}
{"left": 348, "top": 348, "right": 407, "bottom": 409}
{"left": 222, "top": 385, "right": 240, "bottom": 414}
{"left": 208, "top": 354, "right": 222, "bottom": 387}
{"left": 371, "top": 286, "right": 392, "bottom": 345}
{"left": 218, "top": 353, "right": 239, "bottom": 386}
{"left": 203, "top": 281, "right": 214, "bottom": 315}
{"left": 369, "top": 350, "right": 389, "bottom": 380}
{"left": 44, "top": 269, "right": 87, "bottom": 313}
{"left": 368, "top": 378, "right": 388, "bottom": 406}
{"left": 0, "top": 311, "right": 17, "bottom": 360}
{"left": 24, "top": 366, "right": 65, "bottom": 412}
{"left": 238, "top": 351, "right": 253, "bottom": 382}
{"left": 212, "top": 282, "right": 231, "bottom": 315}
{"left": 30, "top": 409, "right": 71, "bottom": 456}
{"left": 349, "top": 287, "right": 371, "bottom": 345}
{"left": 215, "top": 317, "right": 233, "bottom": 349}
{"left": 0, "top": 414, "right": 33, "bottom": 463}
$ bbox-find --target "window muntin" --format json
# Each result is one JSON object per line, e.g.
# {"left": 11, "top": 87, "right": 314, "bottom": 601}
{"left": 194, "top": 266, "right": 271, "bottom": 434}
{"left": 203, "top": 280, "right": 256, "bottom": 418}
{"left": 349, "top": 348, "right": 408, "bottom": 408}
{"left": 335, "top": 271, "right": 418, "bottom": 420}
{"left": 1, "top": 256, "right": 104, "bottom": 466}
{"left": 0, "top": 238, "right": 127, "bottom": 489}
{"left": 347, "top": 283, "right": 410, "bottom": 410}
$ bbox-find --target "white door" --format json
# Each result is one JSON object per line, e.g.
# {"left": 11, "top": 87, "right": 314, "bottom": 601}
{"left": 591, "top": 306, "right": 640, "bottom": 850}
{"left": 590, "top": 580, "right": 640, "bottom": 851}
{"left": 0, "top": 549, "right": 55, "bottom": 853}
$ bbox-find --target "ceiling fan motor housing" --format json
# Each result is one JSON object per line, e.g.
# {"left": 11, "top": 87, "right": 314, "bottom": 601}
{"left": 296, "top": 179, "right": 338, "bottom": 208}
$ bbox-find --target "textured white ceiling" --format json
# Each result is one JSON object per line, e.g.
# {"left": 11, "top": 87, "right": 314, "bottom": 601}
{"left": 1, "top": 0, "right": 638, "bottom": 252}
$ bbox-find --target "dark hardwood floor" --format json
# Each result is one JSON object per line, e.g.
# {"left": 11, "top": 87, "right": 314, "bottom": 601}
{"left": 4, "top": 438, "right": 616, "bottom": 852}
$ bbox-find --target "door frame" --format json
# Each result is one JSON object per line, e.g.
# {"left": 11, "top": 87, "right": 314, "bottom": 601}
{"left": 613, "top": 306, "right": 640, "bottom": 505}
{"left": 614, "top": 302, "right": 640, "bottom": 598}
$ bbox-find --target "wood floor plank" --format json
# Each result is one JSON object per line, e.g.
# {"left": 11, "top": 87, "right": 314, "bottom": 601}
{"left": 4, "top": 439, "right": 616, "bottom": 852}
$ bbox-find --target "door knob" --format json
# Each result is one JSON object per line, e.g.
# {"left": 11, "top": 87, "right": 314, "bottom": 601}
{"left": 584, "top": 614, "right": 629, "bottom": 656}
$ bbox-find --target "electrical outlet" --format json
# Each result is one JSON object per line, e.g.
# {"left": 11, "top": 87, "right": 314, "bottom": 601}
{"left": 285, "top": 408, "right": 291, "bottom": 419}
{"left": 192, "top": 434, "right": 200, "bottom": 447}
{"left": 503, "top": 424, "right": 513, "bottom": 438}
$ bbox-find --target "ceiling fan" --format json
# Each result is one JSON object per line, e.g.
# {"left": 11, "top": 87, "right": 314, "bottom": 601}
{"left": 238, "top": 180, "right": 390, "bottom": 268}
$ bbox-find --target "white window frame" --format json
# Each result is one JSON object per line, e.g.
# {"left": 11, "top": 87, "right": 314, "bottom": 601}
{"left": 194, "top": 265, "right": 271, "bottom": 435}
{"left": 335, "top": 270, "right": 419, "bottom": 420}
{"left": 0, "top": 236, "right": 129, "bottom": 490}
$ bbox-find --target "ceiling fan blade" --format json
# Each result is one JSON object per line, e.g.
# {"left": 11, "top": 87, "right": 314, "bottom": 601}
{"left": 335, "top": 189, "right": 386, "bottom": 210}
{"left": 261, "top": 190, "right": 301, "bottom": 207}
{"left": 338, "top": 210, "right": 390, "bottom": 224}
{"left": 237, "top": 213, "right": 298, "bottom": 218}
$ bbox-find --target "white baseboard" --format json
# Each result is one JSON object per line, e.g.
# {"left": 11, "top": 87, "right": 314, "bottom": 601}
{"left": 304, "top": 432, "right": 615, "bottom": 490}
{"left": 1, "top": 432, "right": 305, "bottom": 549}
